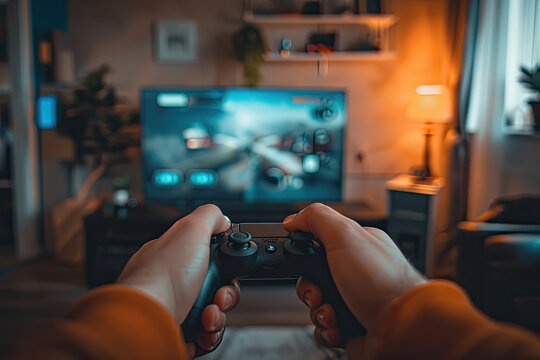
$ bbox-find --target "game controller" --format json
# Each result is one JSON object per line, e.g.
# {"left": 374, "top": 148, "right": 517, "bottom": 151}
{"left": 181, "top": 223, "right": 367, "bottom": 342}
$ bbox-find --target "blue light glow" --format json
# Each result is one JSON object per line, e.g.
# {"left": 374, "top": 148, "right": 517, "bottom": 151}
{"left": 189, "top": 170, "right": 217, "bottom": 187}
{"left": 153, "top": 170, "right": 182, "bottom": 186}
{"left": 302, "top": 154, "right": 321, "bottom": 174}
{"left": 157, "top": 93, "right": 189, "bottom": 107}
{"left": 37, "top": 95, "right": 57, "bottom": 129}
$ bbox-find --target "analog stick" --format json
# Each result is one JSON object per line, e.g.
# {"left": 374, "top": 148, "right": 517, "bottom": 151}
{"left": 228, "top": 231, "right": 252, "bottom": 250}
{"left": 289, "top": 230, "right": 314, "bottom": 250}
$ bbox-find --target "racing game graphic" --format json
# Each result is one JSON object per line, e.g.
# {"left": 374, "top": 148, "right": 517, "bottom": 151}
{"left": 141, "top": 88, "right": 346, "bottom": 204}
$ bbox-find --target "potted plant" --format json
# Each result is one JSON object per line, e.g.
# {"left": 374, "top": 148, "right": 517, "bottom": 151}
{"left": 519, "top": 63, "right": 540, "bottom": 131}
{"left": 58, "top": 65, "right": 139, "bottom": 165}
{"left": 233, "top": 25, "right": 266, "bottom": 87}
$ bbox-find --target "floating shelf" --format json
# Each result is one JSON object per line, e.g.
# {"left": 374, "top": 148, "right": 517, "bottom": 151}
{"left": 264, "top": 51, "right": 396, "bottom": 62}
{"left": 243, "top": 13, "right": 398, "bottom": 27}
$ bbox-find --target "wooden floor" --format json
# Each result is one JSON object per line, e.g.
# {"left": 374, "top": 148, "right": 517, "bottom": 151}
{"left": 0, "top": 258, "right": 337, "bottom": 359}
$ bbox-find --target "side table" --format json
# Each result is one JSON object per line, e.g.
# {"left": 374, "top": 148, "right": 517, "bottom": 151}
{"left": 386, "top": 174, "right": 442, "bottom": 277}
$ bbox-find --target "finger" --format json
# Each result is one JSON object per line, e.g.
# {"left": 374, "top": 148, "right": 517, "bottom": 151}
{"left": 196, "top": 328, "right": 224, "bottom": 353}
{"left": 311, "top": 303, "right": 338, "bottom": 329}
{"left": 165, "top": 204, "right": 231, "bottom": 246}
{"left": 314, "top": 326, "right": 343, "bottom": 348}
{"left": 296, "top": 277, "right": 323, "bottom": 309}
{"left": 186, "top": 341, "right": 196, "bottom": 358}
{"left": 201, "top": 304, "right": 226, "bottom": 333}
{"left": 214, "top": 279, "right": 241, "bottom": 312}
{"left": 282, "top": 203, "right": 366, "bottom": 251}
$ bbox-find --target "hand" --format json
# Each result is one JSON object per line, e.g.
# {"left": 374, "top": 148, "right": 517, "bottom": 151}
{"left": 283, "top": 203, "right": 425, "bottom": 345}
{"left": 117, "top": 204, "right": 241, "bottom": 357}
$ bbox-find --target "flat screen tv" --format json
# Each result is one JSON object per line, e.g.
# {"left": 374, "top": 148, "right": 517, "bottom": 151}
{"left": 141, "top": 87, "right": 346, "bottom": 205}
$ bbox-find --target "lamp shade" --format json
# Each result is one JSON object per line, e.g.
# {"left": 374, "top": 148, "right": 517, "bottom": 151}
{"left": 408, "top": 85, "right": 452, "bottom": 123}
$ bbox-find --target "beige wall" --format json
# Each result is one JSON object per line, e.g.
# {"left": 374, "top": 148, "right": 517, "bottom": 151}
{"left": 65, "top": 0, "right": 451, "bottom": 212}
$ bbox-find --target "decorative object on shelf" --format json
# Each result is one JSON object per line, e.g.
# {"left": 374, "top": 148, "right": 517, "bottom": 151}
{"left": 57, "top": 65, "right": 140, "bottom": 165}
{"left": 306, "top": 32, "right": 336, "bottom": 54}
{"left": 301, "top": 1, "right": 321, "bottom": 15}
{"left": 326, "top": 0, "right": 355, "bottom": 14}
{"left": 366, "top": 0, "right": 382, "bottom": 14}
{"left": 279, "top": 38, "right": 292, "bottom": 58}
{"left": 154, "top": 20, "right": 197, "bottom": 64}
{"left": 233, "top": 25, "right": 266, "bottom": 86}
{"left": 519, "top": 63, "right": 540, "bottom": 131}
{"left": 251, "top": 0, "right": 303, "bottom": 15}
{"left": 407, "top": 85, "right": 451, "bottom": 181}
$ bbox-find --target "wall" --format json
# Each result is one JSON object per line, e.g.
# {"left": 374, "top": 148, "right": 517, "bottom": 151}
{"left": 62, "top": 0, "right": 451, "bottom": 213}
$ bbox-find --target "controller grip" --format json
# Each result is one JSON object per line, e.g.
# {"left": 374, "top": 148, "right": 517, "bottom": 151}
{"left": 181, "top": 252, "right": 225, "bottom": 342}
{"left": 304, "top": 260, "right": 367, "bottom": 341}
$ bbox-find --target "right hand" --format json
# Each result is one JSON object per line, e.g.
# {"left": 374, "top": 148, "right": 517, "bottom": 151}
{"left": 283, "top": 203, "right": 426, "bottom": 346}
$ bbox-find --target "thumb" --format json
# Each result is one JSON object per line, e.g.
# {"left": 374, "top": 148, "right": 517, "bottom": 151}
{"left": 166, "top": 204, "right": 231, "bottom": 246}
{"left": 283, "top": 203, "right": 364, "bottom": 251}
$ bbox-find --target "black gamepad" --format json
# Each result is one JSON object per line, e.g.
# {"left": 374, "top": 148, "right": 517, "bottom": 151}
{"left": 181, "top": 223, "right": 366, "bottom": 342}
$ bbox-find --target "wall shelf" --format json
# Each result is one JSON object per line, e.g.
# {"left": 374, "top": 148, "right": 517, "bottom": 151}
{"left": 242, "top": 2, "right": 398, "bottom": 75}
{"left": 264, "top": 51, "right": 396, "bottom": 62}
{"left": 243, "top": 13, "right": 398, "bottom": 27}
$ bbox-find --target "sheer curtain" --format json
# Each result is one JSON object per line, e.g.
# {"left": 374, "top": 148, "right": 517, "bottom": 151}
{"left": 465, "top": 1, "right": 510, "bottom": 218}
{"left": 466, "top": 0, "right": 540, "bottom": 218}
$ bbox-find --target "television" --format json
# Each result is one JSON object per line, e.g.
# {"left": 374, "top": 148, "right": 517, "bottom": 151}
{"left": 141, "top": 87, "right": 346, "bottom": 206}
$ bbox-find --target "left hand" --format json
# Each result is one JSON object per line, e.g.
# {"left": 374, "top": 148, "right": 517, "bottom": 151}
{"left": 117, "top": 204, "right": 241, "bottom": 357}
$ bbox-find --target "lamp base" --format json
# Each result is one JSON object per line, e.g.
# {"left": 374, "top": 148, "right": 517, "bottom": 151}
{"left": 410, "top": 129, "right": 434, "bottom": 183}
{"left": 410, "top": 166, "right": 435, "bottom": 183}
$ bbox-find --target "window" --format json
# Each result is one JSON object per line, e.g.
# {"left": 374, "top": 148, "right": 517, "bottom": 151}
{"left": 504, "top": 0, "right": 540, "bottom": 131}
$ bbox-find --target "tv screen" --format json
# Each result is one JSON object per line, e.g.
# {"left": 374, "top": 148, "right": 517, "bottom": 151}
{"left": 141, "top": 87, "right": 346, "bottom": 205}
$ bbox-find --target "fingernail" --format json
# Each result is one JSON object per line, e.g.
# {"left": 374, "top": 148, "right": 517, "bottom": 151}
{"left": 223, "top": 215, "right": 232, "bottom": 229}
{"left": 303, "top": 290, "right": 313, "bottom": 308}
{"left": 321, "top": 329, "right": 330, "bottom": 343}
{"left": 212, "top": 312, "right": 223, "bottom": 330}
{"left": 207, "top": 330, "right": 222, "bottom": 351}
{"left": 316, "top": 310, "right": 325, "bottom": 327}
{"left": 224, "top": 292, "right": 233, "bottom": 310}
{"left": 283, "top": 214, "right": 296, "bottom": 225}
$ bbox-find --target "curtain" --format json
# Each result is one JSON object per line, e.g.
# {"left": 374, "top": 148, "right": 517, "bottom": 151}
{"left": 433, "top": 0, "right": 474, "bottom": 276}
{"left": 466, "top": 1, "right": 510, "bottom": 217}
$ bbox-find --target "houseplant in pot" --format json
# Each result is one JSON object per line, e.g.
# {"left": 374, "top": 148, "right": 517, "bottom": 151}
{"left": 233, "top": 25, "right": 266, "bottom": 87}
{"left": 519, "top": 63, "right": 540, "bottom": 131}
{"left": 52, "top": 65, "right": 139, "bottom": 264}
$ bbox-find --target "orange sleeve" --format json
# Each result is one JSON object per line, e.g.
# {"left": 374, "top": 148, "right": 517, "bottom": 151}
{"left": 376, "top": 280, "right": 540, "bottom": 360}
{"left": 6, "top": 285, "right": 190, "bottom": 360}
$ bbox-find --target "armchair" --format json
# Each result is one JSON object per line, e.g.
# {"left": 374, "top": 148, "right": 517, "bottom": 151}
{"left": 456, "top": 195, "right": 540, "bottom": 331}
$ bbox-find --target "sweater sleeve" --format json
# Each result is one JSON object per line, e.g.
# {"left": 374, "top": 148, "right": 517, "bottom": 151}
{"left": 6, "top": 285, "right": 190, "bottom": 360}
{"left": 376, "top": 280, "right": 540, "bottom": 360}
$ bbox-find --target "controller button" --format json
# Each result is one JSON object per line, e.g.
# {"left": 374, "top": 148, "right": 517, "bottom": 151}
{"left": 211, "top": 232, "right": 225, "bottom": 243}
{"left": 228, "top": 231, "right": 252, "bottom": 250}
{"left": 265, "top": 244, "right": 277, "bottom": 253}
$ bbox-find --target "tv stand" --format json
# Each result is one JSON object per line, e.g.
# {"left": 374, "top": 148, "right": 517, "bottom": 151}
{"left": 84, "top": 201, "right": 385, "bottom": 286}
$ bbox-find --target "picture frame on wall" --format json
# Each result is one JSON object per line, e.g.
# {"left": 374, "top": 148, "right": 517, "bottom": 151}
{"left": 154, "top": 20, "right": 197, "bottom": 64}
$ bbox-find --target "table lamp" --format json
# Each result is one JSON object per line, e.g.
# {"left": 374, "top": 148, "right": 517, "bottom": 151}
{"left": 408, "top": 85, "right": 451, "bottom": 180}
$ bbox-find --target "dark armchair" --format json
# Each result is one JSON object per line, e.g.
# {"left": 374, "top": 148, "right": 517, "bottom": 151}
{"left": 456, "top": 195, "right": 540, "bottom": 331}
